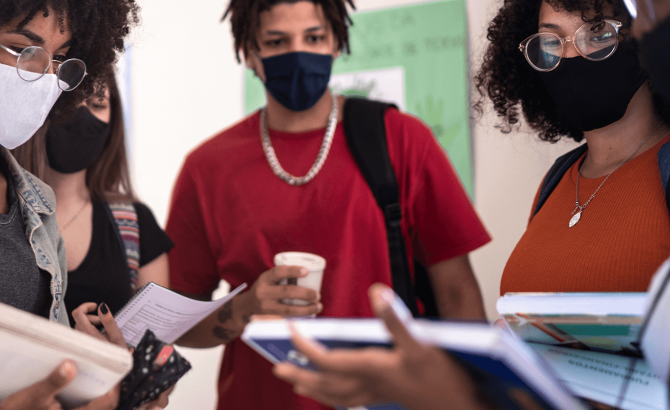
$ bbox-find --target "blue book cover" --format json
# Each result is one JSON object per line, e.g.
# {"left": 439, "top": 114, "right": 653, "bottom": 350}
{"left": 241, "top": 318, "right": 586, "bottom": 410}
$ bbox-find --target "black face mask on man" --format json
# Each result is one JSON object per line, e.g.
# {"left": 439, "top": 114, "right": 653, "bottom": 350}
{"left": 260, "top": 51, "right": 333, "bottom": 112}
{"left": 538, "top": 46, "right": 647, "bottom": 132}
{"left": 639, "top": 16, "right": 670, "bottom": 102}
{"left": 46, "top": 106, "right": 111, "bottom": 174}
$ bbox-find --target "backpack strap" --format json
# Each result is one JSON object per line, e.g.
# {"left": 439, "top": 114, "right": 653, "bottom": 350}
{"left": 105, "top": 202, "right": 140, "bottom": 291}
{"left": 342, "top": 97, "right": 420, "bottom": 316}
{"left": 658, "top": 141, "right": 670, "bottom": 213}
{"left": 531, "top": 144, "right": 588, "bottom": 221}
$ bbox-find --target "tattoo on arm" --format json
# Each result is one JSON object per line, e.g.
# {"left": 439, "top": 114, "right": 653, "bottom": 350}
{"left": 212, "top": 325, "right": 236, "bottom": 343}
{"left": 211, "top": 300, "right": 251, "bottom": 342}
{"left": 241, "top": 313, "right": 251, "bottom": 324}
{"left": 217, "top": 301, "right": 233, "bottom": 323}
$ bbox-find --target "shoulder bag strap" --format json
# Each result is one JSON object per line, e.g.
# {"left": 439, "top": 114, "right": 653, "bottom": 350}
{"left": 658, "top": 141, "right": 670, "bottom": 214}
{"left": 106, "top": 202, "right": 141, "bottom": 291}
{"left": 532, "top": 144, "right": 588, "bottom": 221}
{"left": 342, "top": 97, "right": 419, "bottom": 316}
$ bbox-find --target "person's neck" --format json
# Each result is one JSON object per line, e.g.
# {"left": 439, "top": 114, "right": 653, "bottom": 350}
{"left": 581, "top": 84, "right": 670, "bottom": 178}
{"left": 46, "top": 168, "right": 90, "bottom": 209}
{"left": 265, "top": 89, "right": 343, "bottom": 133}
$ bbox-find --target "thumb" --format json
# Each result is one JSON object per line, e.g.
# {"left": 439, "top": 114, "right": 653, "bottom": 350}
{"left": 368, "top": 284, "right": 419, "bottom": 350}
{"left": 0, "top": 360, "right": 75, "bottom": 409}
{"left": 33, "top": 360, "right": 76, "bottom": 399}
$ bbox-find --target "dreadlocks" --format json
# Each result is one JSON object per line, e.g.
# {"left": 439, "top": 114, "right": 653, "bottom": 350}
{"left": 223, "top": 0, "right": 355, "bottom": 62}
{"left": 0, "top": 0, "right": 139, "bottom": 119}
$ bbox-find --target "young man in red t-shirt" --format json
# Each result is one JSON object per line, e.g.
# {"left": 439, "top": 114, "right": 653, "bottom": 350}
{"left": 166, "top": 1, "right": 491, "bottom": 409}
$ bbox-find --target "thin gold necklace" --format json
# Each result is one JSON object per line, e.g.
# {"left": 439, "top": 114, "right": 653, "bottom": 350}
{"left": 59, "top": 200, "right": 88, "bottom": 233}
{"left": 569, "top": 120, "right": 665, "bottom": 228}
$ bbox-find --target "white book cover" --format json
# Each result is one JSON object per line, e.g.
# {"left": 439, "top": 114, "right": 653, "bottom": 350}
{"left": 0, "top": 302, "right": 132, "bottom": 409}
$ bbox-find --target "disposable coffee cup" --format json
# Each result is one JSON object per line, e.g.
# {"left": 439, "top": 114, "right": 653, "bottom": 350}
{"left": 275, "top": 252, "right": 326, "bottom": 306}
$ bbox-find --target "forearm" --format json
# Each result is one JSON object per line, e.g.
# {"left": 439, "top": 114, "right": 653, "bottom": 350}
{"left": 428, "top": 255, "right": 486, "bottom": 320}
{"left": 176, "top": 292, "right": 253, "bottom": 348}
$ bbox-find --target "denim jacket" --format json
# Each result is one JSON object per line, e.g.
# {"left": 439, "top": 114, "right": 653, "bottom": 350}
{"left": 1, "top": 148, "right": 68, "bottom": 325}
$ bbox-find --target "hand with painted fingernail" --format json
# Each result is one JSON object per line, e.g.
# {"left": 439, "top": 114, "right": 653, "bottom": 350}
{"left": 72, "top": 302, "right": 126, "bottom": 347}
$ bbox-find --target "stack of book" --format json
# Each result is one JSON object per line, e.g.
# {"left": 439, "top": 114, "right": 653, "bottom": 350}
{"left": 497, "top": 259, "right": 670, "bottom": 410}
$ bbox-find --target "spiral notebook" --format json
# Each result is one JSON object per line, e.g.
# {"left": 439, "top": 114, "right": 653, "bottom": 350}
{"left": 115, "top": 282, "right": 247, "bottom": 347}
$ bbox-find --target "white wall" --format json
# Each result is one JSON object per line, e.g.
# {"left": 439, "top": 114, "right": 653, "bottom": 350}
{"left": 126, "top": 0, "right": 579, "bottom": 408}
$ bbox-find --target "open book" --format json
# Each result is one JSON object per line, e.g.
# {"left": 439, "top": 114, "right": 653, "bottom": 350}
{"left": 0, "top": 302, "right": 132, "bottom": 409}
{"left": 242, "top": 318, "right": 586, "bottom": 410}
{"left": 115, "top": 282, "right": 247, "bottom": 347}
{"left": 641, "top": 258, "right": 670, "bottom": 387}
{"left": 498, "top": 258, "right": 670, "bottom": 409}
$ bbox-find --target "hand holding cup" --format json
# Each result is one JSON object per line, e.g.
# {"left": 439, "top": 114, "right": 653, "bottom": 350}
{"left": 245, "top": 254, "right": 324, "bottom": 319}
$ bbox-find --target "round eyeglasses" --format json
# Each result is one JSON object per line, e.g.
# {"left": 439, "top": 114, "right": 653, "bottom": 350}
{"left": 518, "top": 20, "right": 623, "bottom": 72}
{"left": 0, "top": 43, "right": 87, "bottom": 91}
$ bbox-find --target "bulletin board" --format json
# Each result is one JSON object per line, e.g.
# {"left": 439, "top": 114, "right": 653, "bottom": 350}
{"left": 243, "top": 0, "right": 473, "bottom": 197}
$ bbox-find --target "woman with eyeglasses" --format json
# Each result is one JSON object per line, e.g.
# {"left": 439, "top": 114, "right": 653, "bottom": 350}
{"left": 13, "top": 67, "right": 173, "bottom": 327}
{"left": 269, "top": 1, "right": 670, "bottom": 409}
{"left": 0, "top": 1, "right": 168, "bottom": 409}
{"left": 476, "top": 0, "right": 670, "bottom": 295}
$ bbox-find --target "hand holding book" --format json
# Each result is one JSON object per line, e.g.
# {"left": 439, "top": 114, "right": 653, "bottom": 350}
{"left": 0, "top": 360, "right": 118, "bottom": 410}
{"left": 273, "top": 283, "right": 492, "bottom": 410}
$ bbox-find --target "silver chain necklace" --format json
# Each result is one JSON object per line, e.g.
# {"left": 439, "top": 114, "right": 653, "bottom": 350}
{"left": 569, "top": 120, "right": 665, "bottom": 228}
{"left": 260, "top": 91, "right": 338, "bottom": 186}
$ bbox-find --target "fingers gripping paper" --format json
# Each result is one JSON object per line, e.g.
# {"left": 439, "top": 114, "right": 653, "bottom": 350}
{"left": 115, "top": 282, "right": 247, "bottom": 347}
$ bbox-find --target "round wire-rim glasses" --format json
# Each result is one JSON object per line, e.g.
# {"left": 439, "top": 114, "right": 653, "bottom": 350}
{"left": 518, "top": 19, "right": 623, "bottom": 72}
{"left": 0, "top": 43, "right": 87, "bottom": 91}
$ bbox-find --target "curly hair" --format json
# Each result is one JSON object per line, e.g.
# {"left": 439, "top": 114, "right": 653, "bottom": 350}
{"left": 223, "top": 0, "right": 355, "bottom": 63}
{"left": 474, "top": 0, "right": 670, "bottom": 142}
{"left": 0, "top": 0, "right": 139, "bottom": 120}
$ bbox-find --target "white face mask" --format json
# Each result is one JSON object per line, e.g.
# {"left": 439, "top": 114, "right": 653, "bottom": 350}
{"left": 0, "top": 62, "right": 62, "bottom": 149}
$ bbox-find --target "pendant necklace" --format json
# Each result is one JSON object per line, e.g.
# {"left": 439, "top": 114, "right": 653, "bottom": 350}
{"left": 570, "top": 120, "right": 665, "bottom": 228}
{"left": 260, "top": 91, "right": 338, "bottom": 186}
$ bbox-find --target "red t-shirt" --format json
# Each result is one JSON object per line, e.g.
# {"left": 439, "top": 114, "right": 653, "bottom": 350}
{"left": 166, "top": 108, "right": 490, "bottom": 410}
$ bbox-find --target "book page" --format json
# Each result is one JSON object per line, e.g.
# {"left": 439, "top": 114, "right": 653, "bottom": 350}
{"left": 504, "top": 313, "right": 643, "bottom": 355}
{"left": 642, "top": 258, "right": 670, "bottom": 383}
{"left": 116, "top": 283, "right": 247, "bottom": 346}
{"left": 530, "top": 343, "right": 668, "bottom": 410}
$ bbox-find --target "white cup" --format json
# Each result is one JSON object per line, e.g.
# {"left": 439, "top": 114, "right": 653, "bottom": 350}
{"left": 275, "top": 252, "right": 326, "bottom": 306}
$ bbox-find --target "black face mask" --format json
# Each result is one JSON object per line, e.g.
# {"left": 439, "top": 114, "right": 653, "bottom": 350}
{"left": 538, "top": 46, "right": 647, "bottom": 132}
{"left": 640, "top": 16, "right": 670, "bottom": 102}
{"left": 46, "top": 106, "right": 111, "bottom": 174}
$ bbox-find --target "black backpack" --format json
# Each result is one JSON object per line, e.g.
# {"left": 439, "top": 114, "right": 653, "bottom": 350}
{"left": 342, "top": 97, "right": 438, "bottom": 317}
{"left": 531, "top": 141, "right": 670, "bottom": 221}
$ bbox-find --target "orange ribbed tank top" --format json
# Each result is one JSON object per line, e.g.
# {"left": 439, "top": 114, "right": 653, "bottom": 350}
{"left": 501, "top": 135, "right": 670, "bottom": 295}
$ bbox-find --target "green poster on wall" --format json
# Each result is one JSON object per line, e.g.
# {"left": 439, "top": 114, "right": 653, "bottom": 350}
{"left": 244, "top": 0, "right": 473, "bottom": 197}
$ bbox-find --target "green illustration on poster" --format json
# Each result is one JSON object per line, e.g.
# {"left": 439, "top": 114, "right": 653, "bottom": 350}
{"left": 243, "top": 0, "right": 473, "bottom": 197}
